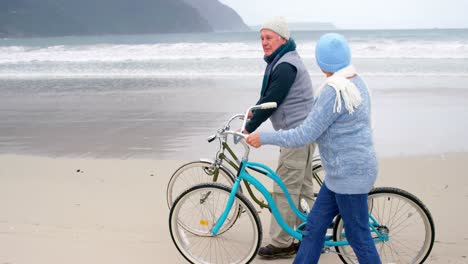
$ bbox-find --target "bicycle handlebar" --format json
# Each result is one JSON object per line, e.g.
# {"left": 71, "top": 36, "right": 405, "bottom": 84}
{"left": 206, "top": 114, "right": 244, "bottom": 143}
{"left": 250, "top": 102, "right": 277, "bottom": 111}
{"left": 207, "top": 102, "right": 277, "bottom": 161}
{"left": 224, "top": 131, "right": 250, "bottom": 160}
{"left": 240, "top": 102, "right": 277, "bottom": 133}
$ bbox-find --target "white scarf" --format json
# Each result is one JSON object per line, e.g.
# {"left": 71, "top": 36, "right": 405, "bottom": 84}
{"left": 315, "top": 65, "right": 362, "bottom": 114}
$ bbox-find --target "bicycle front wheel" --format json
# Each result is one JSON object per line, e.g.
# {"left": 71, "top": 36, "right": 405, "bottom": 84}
{"left": 333, "top": 187, "right": 435, "bottom": 264}
{"left": 166, "top": 161, "right": 235, "bottom": 209}
{"left": 169, "top": 183, "right": 262, "bottom": 264}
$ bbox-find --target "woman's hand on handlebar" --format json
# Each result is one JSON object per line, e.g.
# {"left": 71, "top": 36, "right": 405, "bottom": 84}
{"left": 246, "top": 132, "right": 262, "bottom": 148}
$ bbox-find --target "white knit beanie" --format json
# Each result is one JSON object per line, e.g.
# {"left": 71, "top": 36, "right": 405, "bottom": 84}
{"left": 260, "top": 16, "right": 290, "bottom": 40}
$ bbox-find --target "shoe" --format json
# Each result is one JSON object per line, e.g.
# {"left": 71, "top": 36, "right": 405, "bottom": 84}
{"left": 257, "top": 243, "right": 297, "bottom": 259}
{"left": 292, "top": 241, "right": 301, "bottom": 252}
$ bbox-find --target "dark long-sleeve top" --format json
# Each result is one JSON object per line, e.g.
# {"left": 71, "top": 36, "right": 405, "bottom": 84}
{"left": 245, "top": 62, "right": 297, "bottom": 133}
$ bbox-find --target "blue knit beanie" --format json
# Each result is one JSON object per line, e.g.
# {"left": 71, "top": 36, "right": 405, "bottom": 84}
{"left": 315, "top": 33, "right": 351, "bottom": 73}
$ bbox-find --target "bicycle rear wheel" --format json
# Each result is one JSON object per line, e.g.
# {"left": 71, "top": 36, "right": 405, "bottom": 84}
{"left": 169, "top": 183, "right": 262, "bottom": 264}
{"left": 333, "top": 187, "right": 435, "bottom": 264}
{"left": 166, "top": 161, "right": 235, "bottom": 209}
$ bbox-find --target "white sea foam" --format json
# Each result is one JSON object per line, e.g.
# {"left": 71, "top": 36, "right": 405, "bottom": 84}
{"left": 0, "top": 40, "right": 467, "bottom": 64}
{"left": 1, "top": 32, "right": 467, "bottom": 79}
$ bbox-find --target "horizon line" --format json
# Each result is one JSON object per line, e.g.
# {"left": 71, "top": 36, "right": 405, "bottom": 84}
{"left": 248, "top": 25, "right": 468, "bottom": 31}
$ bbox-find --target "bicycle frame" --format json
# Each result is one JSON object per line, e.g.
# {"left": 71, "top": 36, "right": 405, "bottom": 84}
{"left": 202, "top": 109, "right": 324, "bottom": 210}
{"left": 205, "top": 138, "right": 272, "bottom": 209}
{"left": 207, "top": 138, "right": 323, "bottom": 209}
{"left": 211, "top": 160, "right": 389, "bottom": 247}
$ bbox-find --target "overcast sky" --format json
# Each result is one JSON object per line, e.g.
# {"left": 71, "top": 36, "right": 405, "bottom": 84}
{"left": 219, "top": 0, "right": 468, "bottom": 29}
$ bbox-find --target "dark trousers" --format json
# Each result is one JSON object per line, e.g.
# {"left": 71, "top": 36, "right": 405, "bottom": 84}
{"left": 293, "top": 183, "right": 381, "bottom": 264}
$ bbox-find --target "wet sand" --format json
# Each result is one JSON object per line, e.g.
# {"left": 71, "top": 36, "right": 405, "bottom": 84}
{"left": 1, "top": 77, "right": 468, "bottom": 161}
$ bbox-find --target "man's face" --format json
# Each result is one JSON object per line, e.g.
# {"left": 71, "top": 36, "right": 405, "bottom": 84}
{"left": 260, "top": 29, "right": 286, "bottom": 56}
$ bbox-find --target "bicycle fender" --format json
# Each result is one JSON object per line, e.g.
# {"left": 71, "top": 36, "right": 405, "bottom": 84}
{"left": 199, "top": 158, "right": 236, "bottom": 182}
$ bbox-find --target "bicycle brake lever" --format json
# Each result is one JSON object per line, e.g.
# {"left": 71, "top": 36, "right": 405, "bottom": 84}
{"left": 233, "top": 135, "right": 240, "bottom": 144}
{"left": 233, "top": 132, "right": 246, "bottom": 145}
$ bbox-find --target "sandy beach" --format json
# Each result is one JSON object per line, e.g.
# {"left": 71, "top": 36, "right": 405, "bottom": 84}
{"left": 1, "top": 152, "right": 467, "bottom": 263}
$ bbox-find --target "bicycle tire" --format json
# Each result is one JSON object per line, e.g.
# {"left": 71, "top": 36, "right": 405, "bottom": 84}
{"left": 333, "top": 187, "right": 435, "bottom": 264}
{"left": 169, "top": 183, "right": 262, "bottom": 264}
{"left": 166, "top": 161, "right": 235, "bottom": 209}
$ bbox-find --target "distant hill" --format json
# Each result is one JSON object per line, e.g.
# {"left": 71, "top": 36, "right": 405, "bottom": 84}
{"left": 183, "top": 0, "right": 250, "bottom": 32}
{"left": 251, "top": 22, "right": 337, "bottom": 31}
{"left": 0, "top": 0, "right": 249, "bottom": 38}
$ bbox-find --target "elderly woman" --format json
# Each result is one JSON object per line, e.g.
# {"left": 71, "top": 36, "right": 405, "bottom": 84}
{"left": 246, "top": 33, "right": 381, "bottom": 264}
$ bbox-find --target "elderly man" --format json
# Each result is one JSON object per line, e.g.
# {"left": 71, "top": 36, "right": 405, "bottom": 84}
{"left": 243, "top": 16, "right": 316, "bottom": 259}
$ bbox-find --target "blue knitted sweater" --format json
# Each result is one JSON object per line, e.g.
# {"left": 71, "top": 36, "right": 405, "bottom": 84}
{"left": 260, "top": 76, "right": 377, "bottom": 194}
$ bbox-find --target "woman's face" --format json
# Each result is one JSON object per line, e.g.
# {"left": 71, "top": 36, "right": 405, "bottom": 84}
{"left": 322, "top": 69, "right": 333, "bottom": 77}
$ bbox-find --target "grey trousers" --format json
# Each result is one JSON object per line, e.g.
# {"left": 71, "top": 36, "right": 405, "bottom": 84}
{"left": 270, "top": 143, "right": 316, "bottom": 248}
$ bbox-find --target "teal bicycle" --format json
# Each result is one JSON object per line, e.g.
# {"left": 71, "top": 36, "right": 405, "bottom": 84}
{"left": 169, "top": 103, "right": 435, "bottom": 264}
{"left": 166, "top": 110, "right": 324, "bottom": 210}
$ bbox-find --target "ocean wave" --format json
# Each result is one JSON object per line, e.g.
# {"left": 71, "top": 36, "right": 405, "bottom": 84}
{"left": 1, "top": 40, "right": 468, "bottom": 63}
{"left": 1, "top": 71, "right": 467, "bottom": 79}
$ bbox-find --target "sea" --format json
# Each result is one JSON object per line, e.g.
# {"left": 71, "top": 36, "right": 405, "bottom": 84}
{"left": 0, "top": 29, "right": 467, "bottom": 160}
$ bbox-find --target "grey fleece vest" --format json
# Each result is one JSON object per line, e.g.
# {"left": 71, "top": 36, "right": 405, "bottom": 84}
{"left": 270, "top": 51, "right": 314, "bottom": 130}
